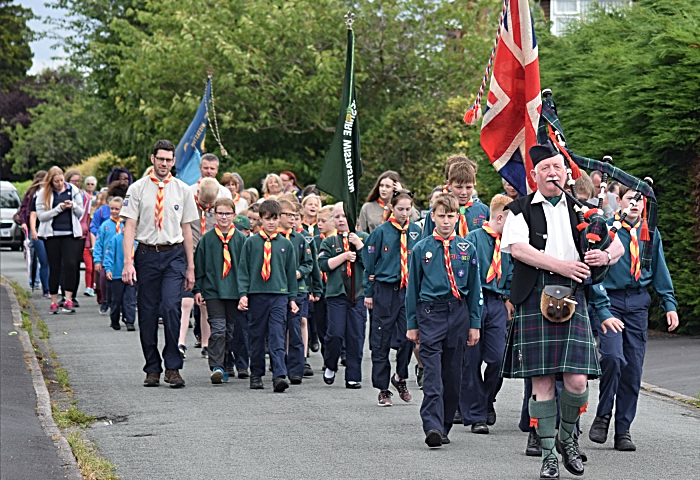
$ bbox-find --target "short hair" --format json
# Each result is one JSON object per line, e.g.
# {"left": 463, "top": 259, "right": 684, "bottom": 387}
{"left": 277, "top": 198, "right": 295, "bottom": 212}
{"left": 248, "top": 203, "right": 260, "bottom": 214}
{"left": 221, "top": 172, "right": 237, "bottom": 188}
{"left": 200, "top": 153, "right": 219, "bottom": 164}
{"left": 448, "top": 162, "right": 476, "bottom": 185}
{"left": 432, "top": 193, "right": 459, "bottom": 214}
{"left": 302, "top": 184, "right": 321, "bottom": 198}
{"left": 213, "top": 197, "right": 235, "bottom": 213}
{"left": 198, "top": 178, "right": 219, "bottom": 203}
{"left": 301, "top": 194, "right": 321, "bottom": 208}
{"left": 617, "top": 184, "right": 637, "bottom": 199}
{"left": 489, "top": 194, "right": 513, "bottom": 216}
{"left": 85, "top": 176, "right": 96, "bottom": 184}
{"left": 590, "top": 170, "right": 603, "bottom": 181}
{"left": 574, "top": 171, "right": 595, "bottom": 199}
{"left": 109, "top": 196, "right": 124, "bottom": 206}
{"left": 278, "top": 193, "right": 300, "bottom": 204}
{"left": 64, "top": 169, "right": 81, "bottom": 184}
{"left": 259, "top": 199, "right": 281, "bottom": 218}
{"left": 317, "top": 205, "right": 334, "bottom": 219}
{"left": 152, "top": 139, "right": 175, "bottom": 156}
{"left": 293, "top": 202, "right": 303, "bottom": 214}
{"left": 444, "top": 154, "right": 477, "bottom": 180}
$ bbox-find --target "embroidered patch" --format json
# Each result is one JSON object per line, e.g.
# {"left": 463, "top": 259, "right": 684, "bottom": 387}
{"left": 449, "top": 253, "right": 458, "bottom": 259}
{"left": 122, "top": 200, "right": 129, "bottom": 206}
{"left": 367, "top": 245, "right": 375, "bottom": 253}
{"left": 457, "top": 242, "right": 468, "bottom": 252}
{"left": 471, "top": 258, "right": 478, "bottom": 265}
{"left": 461, "top": 255, "right": 468, "bottom": 261}
{"left": 105, "top": 226, "right": 109, "bottom": 231}
{"left": 319, "top": 251, "right": 326, "bottom": 257}
{"left": 478, "top": 214, "right": 486, "bottom": 219}
{"left": 457, "top": 269, "right": 465, "bottom": 278}
{"left": 407, "top": 250, "right": 412, "bottom": 255}
{"left": 424, "top": 257, "right": 431, "bottom": 264}
{"left": 305, "top": 237, "right": 313, "bottom": 244}
{"left": 479, "top": 299, "right": 484, "bottom": 305}
{"left": 174, "top": 205, "right": 179, "bottom": 210}
{"left": 409, "top": 232, "right": 419, "bottom": 240}
{"left": 383, "top": 245, "right": 390, "bottom": 252}
{"left": 280, "top": 247, "right": 286, "bottom": 253}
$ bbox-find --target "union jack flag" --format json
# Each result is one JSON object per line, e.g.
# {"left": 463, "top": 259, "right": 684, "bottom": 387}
{"left": 480, "top": 0, "right": 541, "bottom": 195}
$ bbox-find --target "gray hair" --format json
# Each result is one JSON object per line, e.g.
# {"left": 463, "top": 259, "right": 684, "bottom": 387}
{"left": 201, "top": 153, "right": 219, "bottom": 164}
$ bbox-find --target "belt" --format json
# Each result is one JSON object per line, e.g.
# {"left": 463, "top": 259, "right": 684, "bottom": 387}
{"left": 610, "top": 286, "right": 646, "bottom": 295}
{"left": 137, "top": 242, "right": 183, "bottom": 252}
{"left": 483, "top": 289, "right": 508, "bottom": 301}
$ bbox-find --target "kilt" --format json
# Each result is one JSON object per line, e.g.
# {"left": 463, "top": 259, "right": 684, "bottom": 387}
{"left": 500, "top": 271, "right": 600, "bottom": 379}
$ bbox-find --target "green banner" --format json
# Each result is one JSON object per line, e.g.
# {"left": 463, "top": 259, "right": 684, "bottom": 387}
{"left": 316, "top": 27, "right": 363, "bottom": 232}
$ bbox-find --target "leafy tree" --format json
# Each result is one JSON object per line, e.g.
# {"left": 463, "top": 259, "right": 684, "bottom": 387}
{"left": 0, "top": 0, "right": 34, "bottom": 89}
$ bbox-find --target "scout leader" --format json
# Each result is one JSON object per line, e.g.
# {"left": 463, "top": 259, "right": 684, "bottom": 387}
{"left": 237, "top": 199, "right": 299, "bottom": 393}
{"left": 406, "top": 193, "right": 483, "bottom": 448}
{"left": 193, "top": 197, "right": 246, "bottom": 384}
{"left": 588, "top": 184, "right": 679, "bottom": 452}
{"left": 277, "top": 198, "right": 314, "bottom": 385}
{"left": 318, "top": 203, "right": 369, "bottom": 388}
{"left": 362, "top": 190, "right": 422, "bottom": 407}
{"left": 422, "top": 160, "right": 490, "bottom": 239}
{"left": 459, "top": 194, "right": 514, "bottom": 434}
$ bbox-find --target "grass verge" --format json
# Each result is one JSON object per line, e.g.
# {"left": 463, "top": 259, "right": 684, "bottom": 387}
{"left": 66, "top": 432, "right": 118, "bottom": 480}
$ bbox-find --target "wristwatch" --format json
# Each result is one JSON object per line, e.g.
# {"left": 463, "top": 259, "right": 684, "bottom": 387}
{"left": 605, "top": 251, "right": 612, "bottom": 265}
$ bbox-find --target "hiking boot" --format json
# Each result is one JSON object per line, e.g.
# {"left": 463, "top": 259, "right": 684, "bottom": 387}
{"left": 164, "top": 369, "right": 185, "bottom": 388}
{"left": 390, "top": 375, "right": 412, "bottom": 402}
{"left": 378, "top": 390, "right": 393, "bottom": 407}
{"left": 143, "top": 372, "right": 160, "bottom": 387}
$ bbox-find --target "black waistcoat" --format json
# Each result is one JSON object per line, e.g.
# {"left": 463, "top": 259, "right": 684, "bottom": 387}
{"left": 506, "top": 193, "right": 583, "bottom": 305}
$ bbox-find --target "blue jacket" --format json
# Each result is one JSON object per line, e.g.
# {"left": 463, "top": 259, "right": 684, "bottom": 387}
{"left": 93, "top": 218, "right": 121, "bottom": 264}
{"left": 90, "top": 205, "right": 111, "bottom": 236}
{"left": 103, "top": 233, "right": 137, "bottom": 279}
{"left": 421, "top": 199, "right": 490, "bottom": 239}
{"left": 465, "top": 226, "right": 512, "bottom": 296}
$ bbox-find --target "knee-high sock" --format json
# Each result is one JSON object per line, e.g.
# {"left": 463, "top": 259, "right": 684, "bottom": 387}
{"left": 529, "top": 397, "right": 558, "bottom": 461}
{"left": 559, "top": 387, "right": 589, "bottom": 446}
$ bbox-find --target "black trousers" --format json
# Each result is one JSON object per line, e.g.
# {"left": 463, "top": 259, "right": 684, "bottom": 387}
{"left": 44, "top": 235, "right": 83, "bottom": 295}
{"left": 205, "top": 298, "right": 238, "bottom": 370}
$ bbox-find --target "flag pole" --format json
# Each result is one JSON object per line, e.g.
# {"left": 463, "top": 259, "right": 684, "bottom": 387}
{"left": 344, "top": 11, "right": 357, "bottom": 304}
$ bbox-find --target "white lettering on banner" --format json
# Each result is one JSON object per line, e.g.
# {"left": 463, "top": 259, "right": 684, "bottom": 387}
{"left": 343, "top": 100, "right": 357, "bottom": 136}
{"left": 343, "top": 100, "right": 357, "bottom": 193}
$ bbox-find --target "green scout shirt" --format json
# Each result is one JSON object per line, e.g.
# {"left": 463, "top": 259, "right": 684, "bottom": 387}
{"left": 314, "top": 234, "right": 329, "bottom": 293}
{"left": 299, "top": 229, "right": 323, "bottom": 296}
{"left": 193, "top": 227, "right": 246, "bottom": 300}
{"left": 421, "top": 200, "right": 490, "bottom": 239}
{"left": 238, "top": 233, "right": 298, "bottom": 299}
{"left": 465, "top": 227, "right": 512, "bottom": 296}
{"left": 280, "top": 230, "right": 314, "bottom": 294}
{"left": 318, "top": 231, "right": 369, "bottom": 299}
{"left": 362, "top": 220, "right": 422, "bottom": 297}
{"left": 406, "top": 234, "right": 483, "bottom": 330}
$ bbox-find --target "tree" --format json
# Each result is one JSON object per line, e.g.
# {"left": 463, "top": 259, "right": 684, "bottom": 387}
{"left": 0, "top": 0, "right": 34, "bottom": 89}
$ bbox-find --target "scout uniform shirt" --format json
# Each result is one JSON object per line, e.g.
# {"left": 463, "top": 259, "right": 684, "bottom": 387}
{"left": 279, "top": 230, "right": 314, "bottom": 294}
{"left": 362, "top": 219, "right": 422, "bottom": 297}
{"left": 358, "top": 200, "right": 422, "bottom": 233}
{"left": 421, "top": 199, "right": 490, "bottom": 239}
{"left": 237, "top": 233, "right": 298, "bottom": 299}
{"left": 406, "top": 232, "right": 483, "bottom": 330}
{"left": 298, "top": 229, "right": 323, "bottom": 298}
{"left": 193, "top": 227, "right": 246, "bottom": 300}
{"left": 188, "top": 201, "right": 217, "bottom": 248}
{"left": 465, "top": 227, "right": 513, "bottom": 296}
{"left": 589, "top": 219, "right": 677, "bottom": 321}
{"left": 318, "top": 231, "right": 369, "bottom": 298}
{"left": 121, "top": 176, "right": 199, "bottom": 245}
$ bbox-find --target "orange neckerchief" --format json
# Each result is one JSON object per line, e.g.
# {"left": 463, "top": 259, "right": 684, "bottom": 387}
{"left": 278, "top": 227, "right": 292, "bottom": 240}
{"left": 457, "top": 197, "right": 474, "bottom": 237}
{"left": 481, "top": 223, "right": 502, "bottom": 283}
{"left": 432, "top": 229, "right": 460, "bottom": 299}
{"left": 377, "top": 198, "right": 387, "bottom": 209}
{"left": 149, "top": 171, "right": 172, "bottom": 230}
{"left": 616, "top": 212, "right": 642, "bottom": 281}
{"left": 194, "top": 194, "right": 210, "bottom": 236}
{"left": 387, "top": 215, "right": 409, "bottom": 289}
{"left": 319, "top": 229, "right": 337, "bottom": 283}
{"left": 259, "top": 230, "right": 278, "bottom": 281}
{"left": 214, "top": 225, "right": 235, "bottom": 279}
{"left": 303, "top": 220, "right": 317, "bottom": 236}
{"left": 342, "top": 232, "right": 352, "bottom": 278}
{"left": 114, "top": 217, "right": 123, "bottom": 234}
{"left": 232, "top": 192, "right": 240, "bottom": 204}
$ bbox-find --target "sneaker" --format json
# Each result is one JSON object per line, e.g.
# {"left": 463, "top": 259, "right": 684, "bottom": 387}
{"left": 378, "top": 390, "right": 393, "bottom": 406}
{"left": 83, "top": 288, "right": 95, "bottom": 297}
{"left": 194, "top": 334, "right": 202, "bottom": 348}
{"left": 43, "top": 292, "right": 51, "bottom": 298}
{"left": 390, "top": 375, "right": 412, "bottom": 402}
{"left": 178, "top": 344, "right": 187, "bottom": 359}
{"left": 62, "top": 300, "right": 76, "bottom": 313}
{"left": 164, "top": 369, "right": 185, "bottom": 388}
{"left": 143, "top": 372, "right": 160, "bottom": 387}
{"left": 49, "top": 303, "right": 59, "bottom": 314}
{"left": 415, "top": 365, "right": 424, "bottom": 390}
{"left": 201, "top": 347, "right": 208, "bottom": 359}
{"left": 303, "top": 362, "right": 314, "bottom": 377}
{"left": 99, "top": 303, "right": 109, "bottom": 315}
{"left": 210, "top": 367, "right": 226, "bottom": 384}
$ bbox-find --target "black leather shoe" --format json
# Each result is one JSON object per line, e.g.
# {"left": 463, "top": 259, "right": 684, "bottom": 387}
{"left": 303, "top": 362, "right": 314, "bottom": 377}
{"left": 273, "top": 376, "right": 289, "bottom": 393}
{"left": 539, "top": 457, "right": 559, "bottom": 479}
{"left": 574, "top": 435, "right": 587, "bottom": 463}
{"left": 441, "top": 435, "right": 450, "bottom": 445}
{"left": 238, "top": 370, "right": 250, "bottom": 379}
{"left": 425, "top": 430, "right": 443, "bottom": 448}
{"left": 614, "top": 431, "right": 636, "bottom": 451}
{"left": 289, "top": 376, "right": 302, "bottom": 385}
{"left": 345, "top": 381, "right": 361, "bottom": 389}
{"left": 250, "top": 376, "right": 263, "bottom": 389}
{"left": 471, "top": 421, "right": 489, "bottom": 434}
{"left": 453, "top": 409, "right": 463, "bottom": 424}
{"left": 486, "top": 406, "right": 497, "bottom": 426}
{"left": 310, "top": 332, "right": 320, "bottom": 352}
{"left": 526, "top": 429, "right": 542, "bottom": 457}
{"left": 126, "top": 323, "right": 135, "bottom": 331}
{"left": 589, "top": 413, "right": 611, "bottom": 444}
{"left": 556, "top": 436, "right": 584, "bottom": 476}
{"left": 323, "top": 371, "right": 335, "bottom": 385}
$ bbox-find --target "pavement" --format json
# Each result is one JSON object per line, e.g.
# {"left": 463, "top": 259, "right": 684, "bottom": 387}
{"left": 1, "top": 249, "right": 699, "bottom": 479}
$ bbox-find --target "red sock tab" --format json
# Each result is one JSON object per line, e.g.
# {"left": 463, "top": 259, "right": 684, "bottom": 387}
{"left": 579, "top": 402, "right": 588, "bottom": 416}
{"left": 530, "top": 417, "right": 539, "bottom": 429}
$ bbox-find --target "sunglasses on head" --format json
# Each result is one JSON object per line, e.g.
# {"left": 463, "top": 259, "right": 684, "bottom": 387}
{"left": 392, "top": 190, "right": 414, "bottom": 198}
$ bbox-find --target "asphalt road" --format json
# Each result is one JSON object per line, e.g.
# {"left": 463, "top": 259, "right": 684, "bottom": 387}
{"left": 1, "top": 250, "right": 699, "bottom": 479}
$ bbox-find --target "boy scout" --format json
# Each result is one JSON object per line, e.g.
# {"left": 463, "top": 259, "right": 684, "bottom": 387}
{"left": 312, "top": 206, "right": 336, "bottom": 359}
{"left": 121, "top": 139, "right": 199, "bottom": 388}
{"left": 237, "top": 199, "right": 299, "bottom": 393}
{"left": 406, "top": 193, "right": 482, "bottom": 448}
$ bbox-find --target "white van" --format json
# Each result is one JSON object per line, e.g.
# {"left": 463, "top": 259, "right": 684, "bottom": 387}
{"left": 0, "top": 181, "right": 24, "bottom": 250}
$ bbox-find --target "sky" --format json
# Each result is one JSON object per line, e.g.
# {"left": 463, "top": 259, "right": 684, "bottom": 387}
{"left": 18, "top": 0, "right": 72, "bottom": 74}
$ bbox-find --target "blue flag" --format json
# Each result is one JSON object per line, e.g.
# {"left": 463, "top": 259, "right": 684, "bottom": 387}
{"left": 175, "top": 78, "right": 211, "bottom": 185}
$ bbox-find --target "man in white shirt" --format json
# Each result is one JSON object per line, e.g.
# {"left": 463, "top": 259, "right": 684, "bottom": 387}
{"left": 189, "top": 153, "right": 232, "bottom": 200}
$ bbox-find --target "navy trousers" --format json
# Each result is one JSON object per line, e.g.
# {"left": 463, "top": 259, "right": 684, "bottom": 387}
{"left": 108, "top": 279, "right": 136, "bottom": 325}
{"left": 134, "top": 247, "right": 185, "bottom": 373}
{"left": 418, "top": 299, "right": 469, "bottom": 436}
{"left": 370, "top": 282, "right": 411, "bottom": 390}
{"left": 229, "top": 311, "right": 250, "bottom": 372}
{"left": 248, "top": 294, "right": 288, "bottom": 379}
{"left": 460, "top": 290, "right": 507, "bottom": 425}
{"left": 286, "top": 295, "right": 306, "bottom": 378}
{"left": 206, "top": 298, "right": 238, "bottom": 371}
{"left": 597, "top": 288, "right": 650, "bottom": 434}
{"left": 324, "top": 295, "right": 366, "bottom": 382}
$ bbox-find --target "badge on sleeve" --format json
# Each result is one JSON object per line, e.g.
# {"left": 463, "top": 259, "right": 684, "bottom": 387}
{"left": 471, "top": 257, "right": 478, "bottom": 265}
{"left": 383, "top": 245, "right": 390, "bottom": 252}
{"left": 122, "top": 199, "right": 129, "bottom": 206}
{"left": 319, "top": 251, "right": 326, "bottom": 257}
{"left": 280, "top": 247, "right": 286, "bottom": 253}
{"left": 367, "top": 245, "right": 375, "bottom": 253}
{"left": 174, "top": 205, "right": 179, "bottom": 210}
{"left": 300, "top": 242, "right": 305, "bottom": 249}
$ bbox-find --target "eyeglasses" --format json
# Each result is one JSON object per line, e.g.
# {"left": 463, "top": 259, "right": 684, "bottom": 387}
{"left": 154, "top": 156, "right": 174, "bottom": 163}
{"left": 215, "top": 212, "right": 234, "bottom": 217}
{"left": 85, "top": 183, "right": 96, "bottom": 186}
{"left": 281, "top": 212, "right": 297, "bottom": 217}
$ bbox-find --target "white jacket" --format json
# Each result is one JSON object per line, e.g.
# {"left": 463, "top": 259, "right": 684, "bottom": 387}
{"left": 36, "top": 184, "right": 84, "bottom": 238}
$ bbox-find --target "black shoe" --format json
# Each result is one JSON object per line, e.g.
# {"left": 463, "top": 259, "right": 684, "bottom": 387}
{"left": 323, "top": 371, "right": 335, "bottom": 385}
{"left": 486, "top": 406, "right": 497, "bottom": 426}
{"left": 225, "top": 366, "right": 236, "bottom": 377}
{"left": 345, "top": 381, "right": 361, "bottom": 389}
{"left": 340, "top": 357, "right": 346, "bottom": 367}
{"left": 614, "top": 431, "right": 637, "bottom": 451}
{"left": 143, "top": 372, "right": 160, "bottom": 387}
{"left": 201, "top": 347, "right": 208, "bottom": 359}
{"left": 453, "top": 409, "right": 463, "bottom": 425}
{"left": 539, "top": 456, "right": 559, "bottom": 479}
{"left": 441, "top": 435, "right": 450, "bottom": 445}
{"left": 238, "top": 370, "right": 250, "bottom": 379}
{"left": 126, "top": 323, "right": 136, "bottom": 331}
{"left": 72, "top": 298, "right": 80, "bottom": 308}
{"left": 194, "top": 335, "right": 202, "bottom": 348}
{"left": 526, "top": 429, "right": 542, "bottom": 457}
{"left": 310, "top": 333, "right": 320, "bottom": 352}
{"left": 250, "top": 376, "right": 263, "bottom": 389}
{"left": 178, "top": 344, "right": 187, "bottom": 359}
{"left": 111, "top": 322, "right": 121, "bottom": 330}
{"left": 303, "top": 362, "right": 314, "bottom": 377}
{"left": 471, "top": 421, "right": 489, "bottom": 434}
{"left": 589, "top": 413, "right": 611, "bottom": 444}
{"left": 289, "top": 376, "right": 302, "bottom": 385}
{"left": 273, "top": 376, "right": 289, "bottom": 393}
{"left": 574, "top": 436, "right": 587, "bottom": 463}
{"left": 556, "top": 436, "right": 584, "bottom": 476}
{"left": 425, "top": 430, "right": 443, "bottom": 448}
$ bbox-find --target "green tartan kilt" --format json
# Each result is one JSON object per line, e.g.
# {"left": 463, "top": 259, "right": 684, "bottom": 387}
{"left": 500, "top": 272, "right": 601, "bottom": 379}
